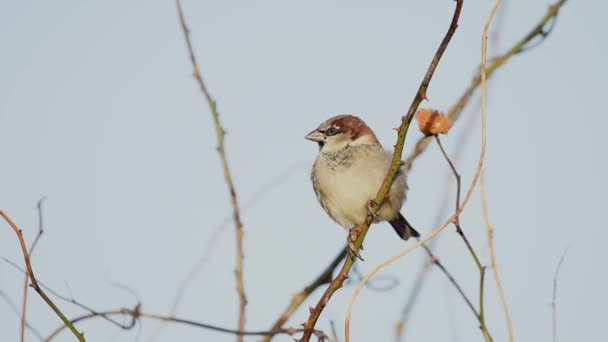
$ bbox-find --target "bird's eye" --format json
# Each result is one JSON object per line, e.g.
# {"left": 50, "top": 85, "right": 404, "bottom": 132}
{"left": 325, "top": 126, "right": 339, "bottom": 136}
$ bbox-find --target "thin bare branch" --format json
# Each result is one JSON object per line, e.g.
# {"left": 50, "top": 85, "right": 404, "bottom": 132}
{"left": 45, "top": 305, "right": 329, "bottom": 342}
{"left": 2, "top": 255, "right": 138, "bottom": 331}
{"left": 0, "top": 209, "right": 85, "bottom": 341}
{"left": 551, "top": 249, "right": 568, "bottom": 342}
{"left": 174, "top": 1, "right": 248, "bottom": 339}
{"left": 435, "top": 135, "right": 492, "bottom": 341}
{"left": 477, "top": 0, "right": 506, "bottom": 340}
{"left": 20, "top": 197, "right": 46, "bottom": 342}
{"left": 481, "top": 170, "right": 514, "bottom": 341}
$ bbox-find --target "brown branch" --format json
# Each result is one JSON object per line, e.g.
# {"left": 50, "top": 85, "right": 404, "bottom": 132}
{"left": 403, "top": 0, "right": 569, "bottom": 173}
{"left": 300, "top": 1, "right": 463, "bottom": 340}
{"left": 551, "top": 249, "right": 568, "bottom": 342}
{"left": 20, "top": 197, "right": 45, "bottom": 342}
{"left": 174, "top": 0, "right": 248, "bottom": 339}
{"left": 0, "top": 209, "right": 85, "bottom": 342}
{"left": 45, "top": 306, "right": 329, "bottom": 342}
{"left": 263, "top": 249, "right": 346, "bottom": 342}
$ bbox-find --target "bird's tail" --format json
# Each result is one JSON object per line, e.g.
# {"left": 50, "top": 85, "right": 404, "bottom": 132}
{"left": 389, "top": 213, "right": 420, "bottom": 240}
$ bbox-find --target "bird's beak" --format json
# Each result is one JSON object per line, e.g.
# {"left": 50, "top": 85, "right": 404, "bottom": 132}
{"left": 305, "top": 129, "right": 325, "bottom": 142}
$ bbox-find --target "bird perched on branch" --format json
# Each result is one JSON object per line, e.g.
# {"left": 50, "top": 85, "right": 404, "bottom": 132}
{"left": 306, "top": 115, "right": 419, "bottom": 256}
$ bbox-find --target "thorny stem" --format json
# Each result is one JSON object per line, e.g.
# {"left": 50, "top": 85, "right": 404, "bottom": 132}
{"left": 0, "top": 210, "right": 86, "bottom": 342}
{"left": 175, "top": 1, "right": 248, "bottom": 339}
{"left": 300, "top": 1, "right": 463, "bottom": 340}
{"left": 481, "top": 169, "right": 514, "bottom": 341}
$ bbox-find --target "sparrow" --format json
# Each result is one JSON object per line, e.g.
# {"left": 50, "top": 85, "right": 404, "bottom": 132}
{"left": 306, "top": 115, "right": 419, "bottom": 254}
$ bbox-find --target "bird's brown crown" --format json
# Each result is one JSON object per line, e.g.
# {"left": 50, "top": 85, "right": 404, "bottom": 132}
{"left": 325, "top": 115, "right": 379, "bottom": 144}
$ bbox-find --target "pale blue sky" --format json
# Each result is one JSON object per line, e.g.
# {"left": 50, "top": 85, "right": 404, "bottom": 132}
{"left": 1, "top": 1, "right": 606, "bottom": 341}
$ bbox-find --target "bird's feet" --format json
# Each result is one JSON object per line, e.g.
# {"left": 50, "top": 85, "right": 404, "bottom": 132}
{"left": 367, "top": 200, "right": 380, "bottom": 220}
{"left": 347, "top": 225, "right": 365, "bottom": 261}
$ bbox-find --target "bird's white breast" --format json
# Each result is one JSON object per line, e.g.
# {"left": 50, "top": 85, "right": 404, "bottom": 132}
{"left": 311, "top": 145, "right": 406, "bottom": 228}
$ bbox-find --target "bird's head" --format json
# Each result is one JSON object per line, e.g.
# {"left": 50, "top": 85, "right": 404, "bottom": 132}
{"left": 305, "top": 115, "right": 380, "bottom": 152}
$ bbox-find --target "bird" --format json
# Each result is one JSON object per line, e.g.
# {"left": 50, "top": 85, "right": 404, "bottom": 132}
{"left": 305, "top": 114, "right": 419, "bottom": 255}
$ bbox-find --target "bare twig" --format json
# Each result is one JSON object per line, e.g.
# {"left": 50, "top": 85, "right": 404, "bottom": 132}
{"left": 2, "top": 257, "right": 138, "bottom": 331}
{"left": 301, "top": 1, "right": 464, "bottom": 341}
{"left": 45, "top": 305, "right": 329, "bottom": 342}
{"left": 476, "top": 0, "right": 505, "bottom": 340}
{"left": 435, "top": 135, "right": 492, "bottom": 341}
{"left": 175, "top": 1, "right": 248, "bottom": 339}
{"left": 435, "top": 136, "right": 461, "bottom": 225}
{"left": 481, "top": 170, "right": 514, "bottom": 341}
{"left": 551, "top": 249, "right": 568, "bottom": 342}
{"left": 20, "top": 197, "right": 46, "bottom": 342}
{"left": 0, "top": 209, "right": 85, "bottom": 342}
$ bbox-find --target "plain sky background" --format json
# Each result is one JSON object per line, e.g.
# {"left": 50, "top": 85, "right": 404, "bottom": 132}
{"left": 1, "top": 0, "right": 606, "bottom": 341}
